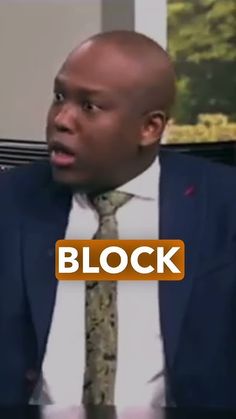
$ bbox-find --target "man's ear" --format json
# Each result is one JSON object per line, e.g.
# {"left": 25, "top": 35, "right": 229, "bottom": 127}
{"left": 139, "top": 110, "right": 167, "bottom": 147}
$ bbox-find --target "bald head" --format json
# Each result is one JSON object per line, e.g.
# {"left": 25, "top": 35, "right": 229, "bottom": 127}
{"left": 47, "top": 30, "right": 176, "bottom": 191}
{"left": 66, "top": 30, "right": 176, "bottom": 116}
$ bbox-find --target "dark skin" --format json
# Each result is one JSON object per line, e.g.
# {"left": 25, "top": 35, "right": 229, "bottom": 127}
{"left": 46, "top": 31, "right": 176, "bottom": 194}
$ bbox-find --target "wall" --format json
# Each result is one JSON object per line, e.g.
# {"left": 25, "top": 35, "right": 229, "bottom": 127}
{"left": 0, "top": 0, "right": 167, "bottom": 141}
{"left": 0, "top": 0, "right": 101, "bottom": 141}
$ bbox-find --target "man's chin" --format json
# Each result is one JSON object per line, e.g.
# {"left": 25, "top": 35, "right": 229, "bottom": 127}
{"left": 51, "top": 166, "right": 91, "bottom": 192}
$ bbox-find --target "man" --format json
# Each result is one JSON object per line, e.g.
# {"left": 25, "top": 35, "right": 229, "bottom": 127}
{"left": 0, "top": 30, "right": 236, "bottom": 411}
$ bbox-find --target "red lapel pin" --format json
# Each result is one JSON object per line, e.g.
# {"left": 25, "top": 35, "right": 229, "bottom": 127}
{"left": 184, "top": 185, "right": 196, "bottom": 196}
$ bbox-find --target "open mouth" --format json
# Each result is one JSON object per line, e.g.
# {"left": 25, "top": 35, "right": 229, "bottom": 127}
{"left": 49, "top": 141, "right": 76, "bottom": 167}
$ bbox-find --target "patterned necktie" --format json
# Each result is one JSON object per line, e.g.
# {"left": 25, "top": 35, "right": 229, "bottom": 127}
{"left": 82, "top": 190, "right": 133, "bottom": 405}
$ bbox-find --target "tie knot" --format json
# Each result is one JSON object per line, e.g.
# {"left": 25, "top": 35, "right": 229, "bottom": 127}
{"left": 91, "top": 190, "right": 133, "bottom": 216}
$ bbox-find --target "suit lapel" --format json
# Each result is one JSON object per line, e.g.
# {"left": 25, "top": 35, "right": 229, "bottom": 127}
{"left": 159, "top": 151, "right": 206, "bottom": 368}
{"left": 21, "top": 179, "right": 72, "bottom": 367}
{"left": 21, "top": 153, "right": 206, "bottom": 370}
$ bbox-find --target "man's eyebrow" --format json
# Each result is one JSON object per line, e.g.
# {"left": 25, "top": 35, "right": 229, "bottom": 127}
{"left": 54, "top": 77, "right": 110, "bottom": 97}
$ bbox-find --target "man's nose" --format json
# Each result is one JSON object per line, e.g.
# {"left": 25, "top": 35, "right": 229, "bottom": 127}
{"left": 54, "top": 103, "right": 78, "bottom": 133}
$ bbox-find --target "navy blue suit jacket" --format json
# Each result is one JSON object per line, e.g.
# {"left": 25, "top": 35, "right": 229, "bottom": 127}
{"left": 1, "top": 151, "right": 236, "bottom": 408}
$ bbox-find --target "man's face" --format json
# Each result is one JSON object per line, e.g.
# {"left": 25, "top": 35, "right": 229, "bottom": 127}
{"left": 46, "top": 42, "right": 144, "bottom": 192}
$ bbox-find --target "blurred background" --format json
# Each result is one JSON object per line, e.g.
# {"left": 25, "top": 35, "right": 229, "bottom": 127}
{"left": 167, "top": 0, "right": 236, "bottom": 144}
{"left": 0, "top": 0, "right": 235, "bottom": 168}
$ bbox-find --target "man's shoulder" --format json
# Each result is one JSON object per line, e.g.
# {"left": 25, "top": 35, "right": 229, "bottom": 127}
{"left": 160, "top": 149, "right": 236, "bottom": 238}
{"left": 0, "top": 159, "right": 72, "bottom": 225}
{"left": 160, "top": 149, "right": 236, "bottom": 190}
{"left": 0, "top": 160, "right": 53, "bottom": 217}
{"left": 0, "top": 159, "right": 51, "bottom": 192}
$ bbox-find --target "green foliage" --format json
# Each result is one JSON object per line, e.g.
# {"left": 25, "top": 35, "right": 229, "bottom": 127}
{"left": 172, "top": 76, "right": 192, "bottom": 122}
{"left": 172, "top": 61, "right": 236, "bottom": 124}
{"left": 166, "top": 114, "right": 236, "bottom": 143}
{"left": 168, "top": 0, "right": 236, "bottom": 135}
{"left": 168, "top": 0, "right": 236, "bottom": 62}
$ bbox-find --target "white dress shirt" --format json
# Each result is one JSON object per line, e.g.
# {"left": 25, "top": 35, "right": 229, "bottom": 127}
{"left": 41, "top": 157, "right": 166, "bottom": 413}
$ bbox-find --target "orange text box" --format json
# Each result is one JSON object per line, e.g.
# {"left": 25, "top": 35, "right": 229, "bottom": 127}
{"left": 55, "top": 240, "right": 185, "bottom": 281}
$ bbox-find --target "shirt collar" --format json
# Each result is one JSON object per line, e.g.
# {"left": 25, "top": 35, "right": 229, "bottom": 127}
{"left": 74, "top": 156, "right": 160, "bottom": 205}
{"left": 117, "top": 156, "right": 160, "bottom": 200}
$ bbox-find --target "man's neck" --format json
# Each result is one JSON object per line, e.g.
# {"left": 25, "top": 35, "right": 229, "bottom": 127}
{"left": 75, "top": 153, "right": 158, "bottom": 197}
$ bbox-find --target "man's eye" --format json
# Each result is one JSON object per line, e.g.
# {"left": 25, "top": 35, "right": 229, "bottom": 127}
{"left": 81, "top": 100, "right": 99, "bottom": 112}
{"left": 53, "top": 92, "right": 65, "bottom": 103}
